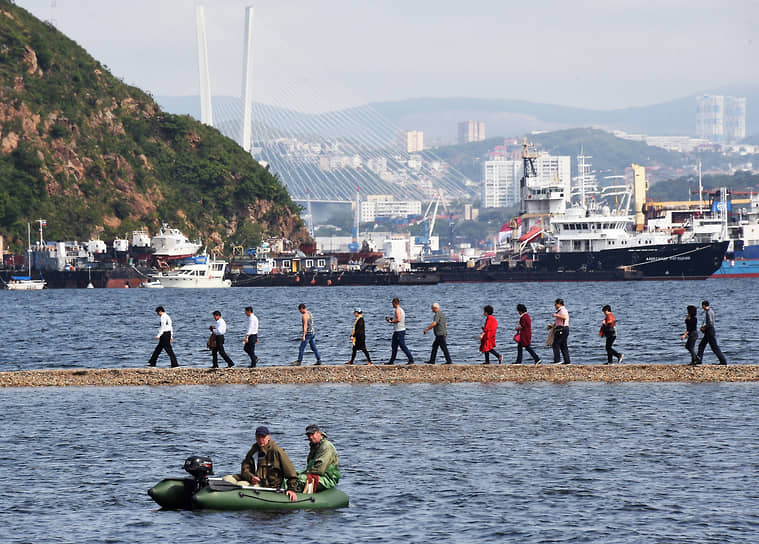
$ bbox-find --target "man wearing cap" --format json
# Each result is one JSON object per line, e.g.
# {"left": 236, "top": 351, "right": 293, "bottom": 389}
{"left": 423, "top": 302, "right": 452, "bottom": 364}
{"left": 346, "top": 308, "right": 372, "bottom": 365}
{"left": 225, "top": 426, "right": 298, "bottom": 501}
{"left": 297, "top": 424, "right": 341, "bottom": 493}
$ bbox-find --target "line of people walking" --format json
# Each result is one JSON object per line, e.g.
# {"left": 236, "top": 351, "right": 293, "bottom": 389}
{"left": 146, "top": 296, "right": 729, "bottom": 368}
{"left": 148, "top": 306, "right": 261, "bottom": 369}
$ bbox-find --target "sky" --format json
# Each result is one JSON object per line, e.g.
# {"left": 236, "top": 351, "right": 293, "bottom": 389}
{"left": 16, "top": 0, "right": 758, "bottom": 113}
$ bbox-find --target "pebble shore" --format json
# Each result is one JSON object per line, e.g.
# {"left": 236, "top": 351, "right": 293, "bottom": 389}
{"left": 1, "top": 364, "right": 758, "bottom": 388}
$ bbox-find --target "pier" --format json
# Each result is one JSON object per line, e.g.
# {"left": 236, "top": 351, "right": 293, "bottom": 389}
{"left": 1, "top": 364, "right": 758, "bottom": 388}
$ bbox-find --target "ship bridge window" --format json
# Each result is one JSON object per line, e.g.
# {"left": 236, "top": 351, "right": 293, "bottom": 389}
{"left": 318, "top": 259, "right": 326, "bottom": 267}
{"left": 282, "top": 260, "right": 291, "bottom": 268}
{"left": 305, "top": 259, "right": 314, "bottom": 268}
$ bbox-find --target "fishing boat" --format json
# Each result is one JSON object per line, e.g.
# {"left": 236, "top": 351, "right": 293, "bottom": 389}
{"left": 148, "top": 456, "right": 349, "bottom": 511}
{"left": 5, "top": 222, "right": 46, "bottom": 290}
{"left": 139, "top": 279, "right": 164, "bottom": 288}
{"left": 149, "top": 256, "right": 231, "bottom": 288}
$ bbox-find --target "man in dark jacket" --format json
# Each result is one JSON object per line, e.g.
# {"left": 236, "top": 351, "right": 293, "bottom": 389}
{"left": 226, "top": 426, "right": 298, "bottom": 501}
{"left": 696, "top": 300, "right": 727, "bottom": 365}
{"left": 297, "top": 424, "right": 341, "bottom": 492}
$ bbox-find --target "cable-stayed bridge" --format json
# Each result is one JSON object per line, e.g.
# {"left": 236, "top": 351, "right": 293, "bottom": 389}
{"left": 195, "top": 6, "right": 473, "bottom": 204}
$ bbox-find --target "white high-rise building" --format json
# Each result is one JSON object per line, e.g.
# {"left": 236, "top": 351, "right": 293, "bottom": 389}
{"left": 482, "top": 153, "right": 571, "bottom": 209}
{"left": 697, "top": 95, "right": 746, "bottom": 143}
{"left": 360, "top": 195, "right": 422, "bottom": 222}
{"left": 482, "top": 158, "right": 521, "bottom": 208}
{"left": 534, "top": 153, "right": 571, "bottom": 196}
{"left": 458, "top": 121, "right": 486, "bottom": 144}
{"left": 404, "top": 130, "right": 424, "bottom": 153}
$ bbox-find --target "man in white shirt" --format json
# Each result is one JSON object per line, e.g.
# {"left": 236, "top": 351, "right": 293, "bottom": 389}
{"left": 148, "top": 306, "right": 179, "bottom": 367}
{"left": 243, "top": 306, "right": 259, "bottom": 367}
{"left": 210, "top": 310, "right": 235, "bottom": 368}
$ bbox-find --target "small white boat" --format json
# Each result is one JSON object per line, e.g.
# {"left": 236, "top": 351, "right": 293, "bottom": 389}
{"left": 6, "top": 276, "right": 46, "bottom": 290}
{"left": 6, "top": 223, "right": 46, "bottom": 290}
{"left": 140, "top": 279, "right": 164, "bottom": 288}
{"left": 150, "top": 258, "right": 231, "bottom": 288}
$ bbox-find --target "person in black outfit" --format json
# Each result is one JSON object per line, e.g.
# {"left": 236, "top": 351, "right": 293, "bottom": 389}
{"left": 346, "top": 308, "right": 372, "bottom": 365}
{"left": 148, "top": 306, "right": 179, "bottom": 367}
{"left": 681, "top": 305, "right": 699, "bottom": 365}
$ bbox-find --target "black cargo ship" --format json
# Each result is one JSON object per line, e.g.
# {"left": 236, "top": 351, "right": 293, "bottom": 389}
{"left": 410, "top": 241, "right": 729, "bottom": 282}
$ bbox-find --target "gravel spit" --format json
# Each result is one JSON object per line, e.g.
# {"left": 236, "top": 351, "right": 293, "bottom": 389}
{"left": 0, "top": 364, "right": 757, "bottom": 387}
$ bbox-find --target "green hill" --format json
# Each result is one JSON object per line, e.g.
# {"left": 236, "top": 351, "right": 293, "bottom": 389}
{"left": 425, "top": 128, "right": 686, "bottom": 181}
{"left": 0, "top": 1, "right": 305, "bottom": 251}
{"left": 647, "top": 171, "right": 759, "bottom": 201}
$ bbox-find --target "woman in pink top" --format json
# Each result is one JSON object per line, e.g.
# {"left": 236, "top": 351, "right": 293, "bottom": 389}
{"left": 551, "top": 298, "right": 570, "bottom": 364}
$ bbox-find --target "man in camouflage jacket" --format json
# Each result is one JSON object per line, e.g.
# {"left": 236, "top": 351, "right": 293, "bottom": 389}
{"left": 298, "top": 424, "right": 341, "bottom": 492}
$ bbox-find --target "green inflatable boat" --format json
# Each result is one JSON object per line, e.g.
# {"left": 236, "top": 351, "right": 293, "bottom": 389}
{"left": 148, "top": 456, "right": 349, "bottom": 511}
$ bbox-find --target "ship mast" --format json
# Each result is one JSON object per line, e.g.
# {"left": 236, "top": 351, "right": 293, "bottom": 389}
{"left": 519, "top": 137, "right": 538, "bottom": 215}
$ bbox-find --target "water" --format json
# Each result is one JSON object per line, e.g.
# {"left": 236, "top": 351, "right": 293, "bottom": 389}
{"left": 2, "top": 279, "right": 754, "bottom": 369}
{"left": 2, "top": 280, "right": 758, "bottom": 543}
{"left": 1, "top": 383, "right": 758, "bottom": 543}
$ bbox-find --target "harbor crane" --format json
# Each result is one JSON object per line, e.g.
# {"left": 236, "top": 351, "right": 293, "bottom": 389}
{"left": 420, "top": 191, "right": 444, "bottom": 257}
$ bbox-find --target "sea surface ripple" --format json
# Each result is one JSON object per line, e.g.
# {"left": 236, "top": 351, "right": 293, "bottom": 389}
{"left": 0, "top": 383, "right": 758, "bottom": 543}
{"left": 1, "top": 279, "right": 754, "bottom": 369}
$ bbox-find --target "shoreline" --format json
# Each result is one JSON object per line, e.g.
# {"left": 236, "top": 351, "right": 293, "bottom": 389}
{"left": 1, "top": 364, "right": 758, "bottom": 387}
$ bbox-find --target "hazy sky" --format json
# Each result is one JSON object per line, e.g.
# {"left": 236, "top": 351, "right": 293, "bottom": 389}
{"left": 16, "top": 0, "right": 758, "bottom": 112}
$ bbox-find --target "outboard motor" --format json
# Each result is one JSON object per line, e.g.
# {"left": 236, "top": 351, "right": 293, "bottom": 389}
{"left": 183, "top": 455, "right": 213, "bottom": 492}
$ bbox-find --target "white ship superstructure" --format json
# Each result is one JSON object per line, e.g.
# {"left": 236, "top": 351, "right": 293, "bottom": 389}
{"left": 151, "top": 224, "right": 202, "bottom": 259}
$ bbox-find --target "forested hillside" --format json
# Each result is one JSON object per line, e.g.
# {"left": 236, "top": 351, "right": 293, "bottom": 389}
{"left": 0, "top": 1, "right": 306, "bottom": 251}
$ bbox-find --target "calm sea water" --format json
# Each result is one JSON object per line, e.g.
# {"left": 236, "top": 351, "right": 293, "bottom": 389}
{"left": 1, "top": 383, "right": 758, "bottom": 543}
{"left": 1, "top": 281, "right": 758, "bottom": 543}
{"left": 1, "top": 279, "right": 754, "bottom": 369}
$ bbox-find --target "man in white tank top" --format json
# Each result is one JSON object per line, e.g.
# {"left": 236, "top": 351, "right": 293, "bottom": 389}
{"left": 385, "top": 297, "right": 414, "bottom": 365}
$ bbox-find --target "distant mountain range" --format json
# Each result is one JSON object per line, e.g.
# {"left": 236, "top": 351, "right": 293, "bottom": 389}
{"left": 158, "top": 88, "right": 758, "bottom": 144}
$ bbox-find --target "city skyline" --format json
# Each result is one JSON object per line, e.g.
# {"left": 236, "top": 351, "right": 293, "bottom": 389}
{"left": 15, "top": 0, "right": 758, "bottom": 113}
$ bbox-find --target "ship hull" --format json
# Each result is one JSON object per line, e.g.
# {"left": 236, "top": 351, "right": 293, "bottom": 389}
{"left": 713, "top": 244, "right": 759, "bottom": 278}
{"left": 412, "top": 241, "right": 729, "bottom": 282}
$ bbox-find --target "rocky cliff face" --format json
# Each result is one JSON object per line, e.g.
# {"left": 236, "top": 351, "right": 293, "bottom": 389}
{"left": 0, "top": 2, "right": 307, "bottom": 250}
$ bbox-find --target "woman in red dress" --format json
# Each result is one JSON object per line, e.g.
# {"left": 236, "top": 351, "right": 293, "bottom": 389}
{"left": 479, "top": 305, "right": 502, "bottom": 364}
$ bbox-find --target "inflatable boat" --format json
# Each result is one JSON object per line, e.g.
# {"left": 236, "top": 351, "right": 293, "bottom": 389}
{"left": 148, "top": 455, "right": 349, "bottom": 511}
